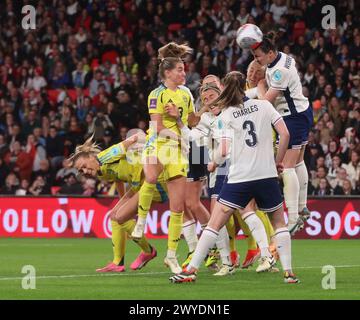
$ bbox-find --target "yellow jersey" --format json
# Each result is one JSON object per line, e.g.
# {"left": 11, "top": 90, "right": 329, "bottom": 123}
{"left": 96, "top": 142, "right": 168, "bottom": 201}
{"left": 97, "top": 143, "right": 143, "bottom": 192}
{"left": 148, "top": 84, "right": 194, "bottom": 136}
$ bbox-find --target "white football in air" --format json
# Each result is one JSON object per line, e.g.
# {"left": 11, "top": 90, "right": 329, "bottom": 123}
{"left": 236, "top": 23, "right": 263, "bottom": 49}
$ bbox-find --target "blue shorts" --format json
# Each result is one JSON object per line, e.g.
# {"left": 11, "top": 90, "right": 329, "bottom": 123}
{"left": 208, "top": 174, "right": 226, "bottom": 199}
{"left": 218, "top": 177, "right": 283, "bottom": 212}
{"left": 187, "top": 142, "right": 207, "bottom": 182}
{"left": 282, "top": 106, "right": 313, "bottom": 150}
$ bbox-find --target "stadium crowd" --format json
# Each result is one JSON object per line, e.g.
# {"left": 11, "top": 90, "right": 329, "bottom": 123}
{"left": 0, "top": 0, "right": 359, "bottom": 196}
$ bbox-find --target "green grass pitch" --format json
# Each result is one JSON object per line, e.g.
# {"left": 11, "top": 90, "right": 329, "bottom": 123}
{"left": 0, "top": 238, "right": 359, "bottom": 300}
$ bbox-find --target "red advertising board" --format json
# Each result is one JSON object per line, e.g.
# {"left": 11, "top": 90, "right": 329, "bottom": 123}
{"left": 0, "top": 197, "right": 359, "bottom": 239}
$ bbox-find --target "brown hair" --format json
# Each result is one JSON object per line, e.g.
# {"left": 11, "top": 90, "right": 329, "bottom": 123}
{"left": 68, "top": 134, "right": 101, "bottom": 166}
{"left": 158, "top": 42, "right": 192, "bottom": 79}
{"left": 256, "top": 31, "right": 278, "bottom": 54}
{"left": 211, "top": 71, "right": 246, "bottom": 110}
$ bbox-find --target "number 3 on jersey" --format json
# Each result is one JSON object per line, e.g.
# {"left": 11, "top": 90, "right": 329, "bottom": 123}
{"left": 243, "top": 120, "right": 257, "bottom": 147}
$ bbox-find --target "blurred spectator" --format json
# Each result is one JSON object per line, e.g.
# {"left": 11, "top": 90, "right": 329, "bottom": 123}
{"left": 46, "top": 126, "right": 65, "bottom": 169}
{"left": 0, "top": 157, "right": 10, "bottom": 189}
{"left": 2, "top": 172, "right": 19, "bottom": 195}
{"left": 334, "top": 179, "right": 359, "bottom": 195}
{"left": 4, "top": 141, "right": 33, "bottom": 181}
{"left": 57, "top": 172, "right": 83, "bottom": 195}
{"left": 72, "top": 61, "right": 89, "bottom": 88}
{"left": 28, "top": 174, "right": 51, "bottom": 196}
{"left": 342, "top": 150, "right": 360, "bottom": 188}
{"left": 15, "top": 179, "right": 30, "bottom": 196}
{"left": 269, "top": 0, "right": 288, "bottom": 24}
{"left": 186, "top": 62, "right": 201, "bottom": 94}
{"left": 329, "top": 167, "right": 348, "bottom": 190}
{"left": 31, "top": 159, "right": 54, "bottom": 187}
{"left": 82, "top": 177, "right": 97, "bottom": 196}
{"left": 313, "top": 178, "right": 333, "bottom": 196}
{"left": 311, "top": 166, "right": 328, "bottom": 190}
{"left": 26, "top": 134, "right": 47, "bottom": 172}
{"left": 56, "top": 158, "right": 78, "bottom": 185}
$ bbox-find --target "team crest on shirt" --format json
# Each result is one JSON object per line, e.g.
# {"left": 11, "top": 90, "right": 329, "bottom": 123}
{"left": 149, "top": 98, "right": 157, "bottom": 109}
{"left": 182, "top": 95, "right": 187, "bottom": 103}
{"left": 273, "top": 69, "right": 282, "bottom": 82}
{"left": 217, "top": 119, "right": 224, "bottom": 129}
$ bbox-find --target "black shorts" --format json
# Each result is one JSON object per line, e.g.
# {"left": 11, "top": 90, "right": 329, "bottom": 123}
{"left": 187, "top": 141, "right": 207, "bottom": 182}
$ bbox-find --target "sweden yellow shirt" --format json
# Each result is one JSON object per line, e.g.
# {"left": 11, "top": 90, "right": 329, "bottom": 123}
{"left": 96, "top": 143, "right": 168, "bottom": 201}
{"left": 148, "top": 83, "right": 194, "bottom": 136}
{"left": 97, "top": 143, "right": 143, "bottom": 192}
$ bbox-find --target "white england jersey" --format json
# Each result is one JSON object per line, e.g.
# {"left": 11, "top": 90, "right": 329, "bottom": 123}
{"left": 266, "top": 52, "right": 309, "bottom": 117}
{"left": 245, "top": 86, "right": 258, "bottom": 99}
{"left": 217, "top": 98, "right": 282, "bottom": 183}
{"left": 185, "top": 111, "right": 228, "bottom": 187}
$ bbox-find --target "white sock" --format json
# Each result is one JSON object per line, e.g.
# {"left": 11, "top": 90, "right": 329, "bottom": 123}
{"left": 243, "top": 211, "right": 271, "bottom": 257}
{"left": 167, "top": 249, "right": 176, "bottom": 258}
{"left": 137, "top": 216, "right": 146, "bottom": 225}
{"left": 282, "top": 168, "right": 300, "bottom": 225}
{"left": 215, "top": 226, "right": 231, "bottom": 265}
{"left": 182, "top": 220, "right": 198, "bottom": 252}
{"left": 274, "top": 227, "right": 292, "bottom": 272}
{"left": 188, "top": 227, "right": 218, "bottom": 271}
{"left": 295, "top": 161, "right": 308, "bottom": 212}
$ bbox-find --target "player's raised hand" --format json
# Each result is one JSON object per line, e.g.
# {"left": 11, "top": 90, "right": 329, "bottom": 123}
{"left": 165, "top": 103, "right": 179, "bottom": 119}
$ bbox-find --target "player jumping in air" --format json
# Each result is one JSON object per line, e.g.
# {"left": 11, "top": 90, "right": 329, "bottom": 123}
{"left": 252, "top": 32, "right": 313, "bottom": 235}
{"left": 131, "top": 42, "right": 197, "bottom": 273}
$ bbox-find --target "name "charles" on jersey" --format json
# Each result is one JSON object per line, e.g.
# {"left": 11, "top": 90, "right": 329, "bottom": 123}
{"left": 232, "top": 105, "right": 259, "bottom": 118}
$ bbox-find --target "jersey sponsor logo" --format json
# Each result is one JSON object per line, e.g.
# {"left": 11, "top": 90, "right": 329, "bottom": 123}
{"left": 149, "top": 98, "right": 157, "bottom": 109}
{"left": 273, "top": 69, "right": 282, "bottom": 82}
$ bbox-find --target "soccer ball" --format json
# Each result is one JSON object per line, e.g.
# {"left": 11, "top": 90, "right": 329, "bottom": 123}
{"left": 236, "top": 24, "right": 263, "bottom": 50}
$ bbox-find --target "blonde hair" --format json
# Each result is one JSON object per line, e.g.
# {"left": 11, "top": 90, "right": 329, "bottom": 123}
{"left": 199, "top": 82, "right": 221, "bottom": 97}
{"left": 68, "top": 134, "right": 101, "bottom": 166}
{"left": 199, "top": 82, "right": 222, "bottom": 108}
{"left": 247, "top": 59, "right": 265, "bottom": 75}
{"left": 212, "top": 71, "right": 246, "bottom": 110}
{"left": 158, "top": 42, "right": 192, "bottom": 79}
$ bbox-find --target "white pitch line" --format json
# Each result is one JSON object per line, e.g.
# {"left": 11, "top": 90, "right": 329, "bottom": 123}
{"left": 0, "top": 271, "right": 170, "bottom": 281}
{"left": 0, "top": 265, "right": 359, "bottom": 282}
{"left": 0, "top": 244, "right": 75, "bottom": 247}
{"left": 296, "top": 264, "right": 360, "bottom": 269}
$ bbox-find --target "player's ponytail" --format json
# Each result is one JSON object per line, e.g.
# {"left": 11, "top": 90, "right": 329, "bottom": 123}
{"left": 211, "top": 71, "right": 246, "bottom": 110}
{"left": 158, "top": 42, "right": 192, "bottom": 79}
{"left": 68, "top": 134, "right": 101, "bottom": 166}
{"left": 257, "top": 31, "right": 278, "bottom": 53}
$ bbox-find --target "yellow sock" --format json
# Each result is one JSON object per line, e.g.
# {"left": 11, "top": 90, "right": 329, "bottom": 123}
{"left": 256, "top": 210, "right": 274, "bottom": 243}
{"left": 167, "top": 211, "right": 183, "bottom": 252}
{"left": 226, "top": 215, "right": 237, "bottom": 252}
{"left": 120, "top": 219, "right": 152, "bottom": 253}
{"left": 236, "top": 213, "right": 258, "bottom": 250}
{"left": 138, "top": 181, "right": 156, "bottom": 219}
{"left": 111, "top": 220, "right": 126, "bottom": 265}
